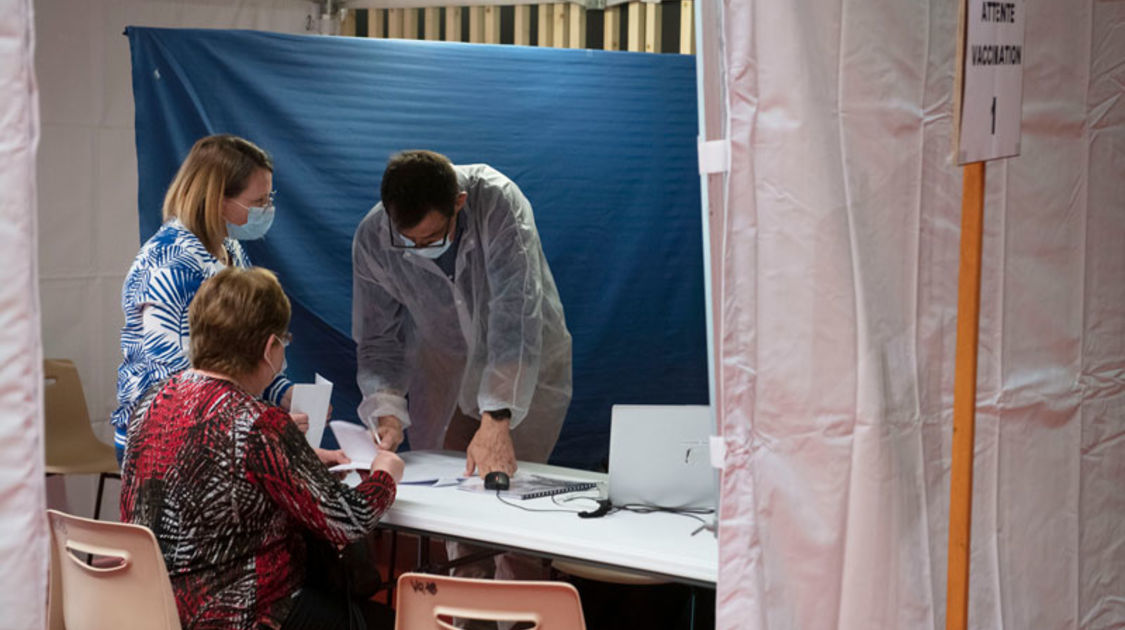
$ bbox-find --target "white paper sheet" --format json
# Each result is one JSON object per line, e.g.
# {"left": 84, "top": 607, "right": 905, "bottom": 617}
{"left": 398, "top": 450, "right": 469, "bottom": 486}
{"left": 328, "top": 420, "right": 377, "bottom": 472}
{"left": 292, "top": 373, "right": 332, "bottom": 449}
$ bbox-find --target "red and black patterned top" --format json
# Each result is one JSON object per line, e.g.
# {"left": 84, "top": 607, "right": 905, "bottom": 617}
{"left": 121, "top": 370, "right": 396, "bottom": 629}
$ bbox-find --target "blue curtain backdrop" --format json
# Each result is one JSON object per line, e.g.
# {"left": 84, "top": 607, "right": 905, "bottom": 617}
{"left": 127, "top": 27, "right": 707, "bottom": 469}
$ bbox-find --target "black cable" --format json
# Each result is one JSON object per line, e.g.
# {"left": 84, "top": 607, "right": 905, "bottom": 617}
{"left": 492, "top": 490, "right": 715, "bottom": 530}
{"left": 613, "top": 503, "right": 714, "bottom": 527}
{"left": 551, "top": 493, "right": 601, "bottom": 509}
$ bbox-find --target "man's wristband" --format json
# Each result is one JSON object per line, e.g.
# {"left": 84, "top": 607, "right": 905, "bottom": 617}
{"left": 486, "top": 408, "right": 512, "bottom": 421}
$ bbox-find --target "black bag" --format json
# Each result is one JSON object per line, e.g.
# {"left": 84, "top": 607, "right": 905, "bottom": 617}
{"left": 304, "top": 531, "right": 384, "bottom": 600}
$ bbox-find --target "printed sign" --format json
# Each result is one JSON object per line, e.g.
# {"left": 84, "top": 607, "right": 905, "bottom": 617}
{"left": 954, "top": 0, "right": 1027, "bottom": 164}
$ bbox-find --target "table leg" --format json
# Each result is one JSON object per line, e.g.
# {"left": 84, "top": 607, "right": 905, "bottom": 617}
{"left": 418, "top": 534, "right": 431, "bottom": 569}
{"left": 386, "top": 530, "right": 398, "bottom": 605}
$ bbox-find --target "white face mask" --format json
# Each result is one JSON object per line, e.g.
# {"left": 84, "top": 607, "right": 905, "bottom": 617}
{"left": 264, "top": 356, "right": 288, "bottom": 377}
{"left": 400, "top": 234, "right": 452, "bottom": 259}
{"left": 263, "top": 335, "right": 288, "bottom": 378}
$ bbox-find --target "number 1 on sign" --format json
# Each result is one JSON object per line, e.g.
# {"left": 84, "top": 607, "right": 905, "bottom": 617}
{"left": 990, "top": 97, "right": 997, "bottom": 135}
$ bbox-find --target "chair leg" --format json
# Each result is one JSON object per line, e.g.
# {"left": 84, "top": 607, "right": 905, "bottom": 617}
{"left": 93, "top": 473, "right": 107, "bottom": 521}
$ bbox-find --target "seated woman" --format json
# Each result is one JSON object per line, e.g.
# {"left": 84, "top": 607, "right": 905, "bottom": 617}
{"left": 121, "top": 266, "right": 403, "bottom": 630}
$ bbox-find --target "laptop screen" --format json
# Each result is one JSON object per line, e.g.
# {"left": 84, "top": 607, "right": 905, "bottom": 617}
{"left": 607, "top": 405, "right": 717, "bottom": 510}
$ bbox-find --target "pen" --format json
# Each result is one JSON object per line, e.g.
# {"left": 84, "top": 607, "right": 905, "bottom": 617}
{"left": 370, "top": 425, "right": 383, "bottom": 448}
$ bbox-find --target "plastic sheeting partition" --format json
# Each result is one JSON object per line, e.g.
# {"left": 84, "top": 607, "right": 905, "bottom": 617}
{"left": 0, "top": 0, "right": 47, "bottom": 627}
{"left": 708, "top": 0, "right": 1125, "bottom": 628}
{"left": 127, "top": 28, "right": 707, "bottom": 468}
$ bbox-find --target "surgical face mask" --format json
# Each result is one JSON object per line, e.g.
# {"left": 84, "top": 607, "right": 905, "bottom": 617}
{"left": 410, "top": 239, "right": 452, "bottom": 259}
{"left": 263, "top": 334, "right": 289, "bottom": 378}
{"left": 394, "top": 212, "right": 455, "bottom": 259}
{"left": 227, "top": 201, "right": 275, "bottom": 241}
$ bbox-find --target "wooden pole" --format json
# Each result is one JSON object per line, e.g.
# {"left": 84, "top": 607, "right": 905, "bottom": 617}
{"left": 603, "top": 5, "right": 621, "bottom": 50}
{"left": 679, "top": 0, "right": 694, "bottom": 54}
{"left": 403, "top": 8, "right": 419, "bottom": 39}
{"left": 552, "top": 3, "right": 569, "bottom": 48}
{"left": 468, "top": 6, "right": 485, "bottom": 43}
{"left": 626, "top": 1, "right": 645, "bottom": 52}
{"left": 567, "top": 5, "right": 586, "bottom": 49}
{"left": 514, "top": 5, "right": 532, "bottom": 45}
{"left": 537, "top": 4, "right": 554, "bottom": 47}
{"left": 946, "top": 160, "right": 985, "bottom": 630}
{"left": 483, "top": 5, "right": 501, "bottom": 43}
{"left": 424, "top": 7, "right": 441, "bottom": 40}
{"left": 644, "top": 1, "right": 661, "bottom": 53}
{"left": 368, "top": 8, "right": 385, "bottom": 38}
{"left": 340, "top": 10, "right": 357, "bottom": 36}
{"left": 444, "top": 6, "right": 462, "bottom": 41}
{"left": 387, "top": 8, "right": 404, "bottom": 38}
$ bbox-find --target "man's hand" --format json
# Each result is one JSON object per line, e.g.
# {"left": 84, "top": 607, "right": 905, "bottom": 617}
{"left": 376, "top": 415, "right": 405, "bottom": 451}
{"left": 372, "top": 449, "right": 405, "bottom": 483}
{"left": 464, "top": 413, "right": 517, "bottom": 478}
{"left": 290, "top": 412, "right": 310, "bottom": 434}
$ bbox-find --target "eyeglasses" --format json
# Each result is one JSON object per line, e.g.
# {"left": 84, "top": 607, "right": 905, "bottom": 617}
{"left": 276, "top": 331, "right": 292, "bottom": 347}
{"left": 232, "top": 190, "right": 277, "bottom": 211}
{"left": 387, "top": 214, "right": 454, "bottom": 250}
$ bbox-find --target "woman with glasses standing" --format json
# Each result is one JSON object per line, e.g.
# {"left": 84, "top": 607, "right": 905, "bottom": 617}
{"left": 112, "top": 134, "right": 307, "bottom": 464}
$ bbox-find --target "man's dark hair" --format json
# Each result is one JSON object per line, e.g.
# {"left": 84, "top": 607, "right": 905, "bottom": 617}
{"left": 380, "top": 150, "right": 459, "bottom": 230}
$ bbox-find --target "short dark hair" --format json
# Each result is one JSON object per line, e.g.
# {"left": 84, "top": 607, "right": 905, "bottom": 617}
{"left": 189, "top": 267, "right": 290, "bottom": 377}
{"left": 380, "top": 150, "right": 459, "bottom": 230}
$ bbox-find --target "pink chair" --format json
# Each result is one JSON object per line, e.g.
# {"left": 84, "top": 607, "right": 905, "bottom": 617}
{"left": 395, "top": 572, "right": 586, "bottom": 629}
{"left": 47, "top": 509, "right": 181, "bottom": 630}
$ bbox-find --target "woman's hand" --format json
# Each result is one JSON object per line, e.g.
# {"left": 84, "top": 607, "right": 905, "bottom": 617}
{"left": 290, "top": 412, "right": 310, "bottom": 434}
{"left": 314, "top": 448, "right": 352, "bottom": 479}
{"left": 371, "top": 450, "right": 405, "bottom": 484}
{"left": 282, "top": 388, "right": 331, "bottom": 421}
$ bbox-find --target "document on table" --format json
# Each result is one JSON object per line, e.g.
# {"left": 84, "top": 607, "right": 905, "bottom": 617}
{"left": 327, "top": 435, "right": 466, "bottom": 487}
{"left": 291, "top": 373, "right": 332, "bottom": 449}
{"left": 398, "top": 451, "right": 467, "bottom": 487}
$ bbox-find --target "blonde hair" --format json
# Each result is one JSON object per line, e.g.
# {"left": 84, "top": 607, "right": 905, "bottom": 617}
{"left": 189, "top": 267, "right": 291, "bottom": 377}
{"left": 163, "top": 134, "right": 273, "bottom": 260}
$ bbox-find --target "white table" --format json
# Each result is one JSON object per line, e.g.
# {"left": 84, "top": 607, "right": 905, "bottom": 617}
{"left": 378, "top": 451, "right": 718, "bottom": 588}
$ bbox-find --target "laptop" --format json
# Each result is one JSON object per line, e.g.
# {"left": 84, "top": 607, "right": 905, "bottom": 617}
{"left": 607, "top": 405, "right": 717, "bottom": 510}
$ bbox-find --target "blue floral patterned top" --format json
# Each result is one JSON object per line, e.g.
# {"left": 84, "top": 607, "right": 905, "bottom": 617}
{"left": 113, "top": 220, "right": 291, "bottom": 451}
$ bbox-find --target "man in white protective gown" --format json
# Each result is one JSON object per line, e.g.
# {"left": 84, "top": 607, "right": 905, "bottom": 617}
{"left": 352, "top": 149, "right": 573, "bottom": 483}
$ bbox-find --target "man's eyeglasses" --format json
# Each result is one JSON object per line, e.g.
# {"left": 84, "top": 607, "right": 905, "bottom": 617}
{"left": 387, "top": 215, "right": 453, "bottom": 250}
{"left": 276, "top": 331, "right": 292, "bottom": 347}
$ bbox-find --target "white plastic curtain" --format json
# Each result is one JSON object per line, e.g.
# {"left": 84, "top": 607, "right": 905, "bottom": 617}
{"left": 709, "top": 0, "right": 1125, "bottom": 628}
{"left": 0, "top": 0, "right": 46, "bottom": 627}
